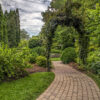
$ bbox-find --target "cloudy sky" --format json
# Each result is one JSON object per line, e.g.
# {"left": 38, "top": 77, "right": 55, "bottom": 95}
{"left": 0, "top": 0, "right": 52, "bottom": 36}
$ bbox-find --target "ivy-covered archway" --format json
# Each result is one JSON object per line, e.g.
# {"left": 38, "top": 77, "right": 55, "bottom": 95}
{"left": 46, "top": 1, "right": 89, "bottom": 71}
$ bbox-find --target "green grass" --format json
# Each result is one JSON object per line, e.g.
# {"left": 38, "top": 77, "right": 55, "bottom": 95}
{"left": 0, "top": 72, "right": 55, "bottom": 100}
{"left": 51, "top": 57, "right": 61, "bottom": 61}
{"left": 87, "top": 72, "right": 100, "bottom": 88}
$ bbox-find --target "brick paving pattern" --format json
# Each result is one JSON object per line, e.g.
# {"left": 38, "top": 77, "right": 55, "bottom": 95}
{"left": 37, "top": 61, "right": 100, "bottom": 100}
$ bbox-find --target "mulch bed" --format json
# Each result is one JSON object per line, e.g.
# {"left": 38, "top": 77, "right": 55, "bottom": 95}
{"left": 25, "top": 64, "right": 47, "bottom": 74}
{"left": 68, "top": 62, "right": 85, "bottom": 72}
{"left": 69, "top": 62, "right": 88, "bottom": 74}
{"left": 69, "top": 62, "right": 79, "bottom": 70}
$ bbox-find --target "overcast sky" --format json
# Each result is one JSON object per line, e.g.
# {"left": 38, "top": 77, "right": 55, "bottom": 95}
{"left": 0, "top": 0, "right": 52, "bottom": 36}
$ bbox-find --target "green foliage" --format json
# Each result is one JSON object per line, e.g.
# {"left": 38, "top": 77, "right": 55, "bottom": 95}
{"left": 51, "top": 57, "right": 60, "bottom": 61}
{"left": 36, "top": 56, "right": 47, "bottom": 67}
{"left": 18, "top": 40, "right": 28, "bottom": 49}
{"left": 31, "top": 47, "right": 46, "bottom": 56}
{"left": 52, "top": 26, "right": 76, "bottom": 50}
{"left": 7, "top": 9, "right": 21, "bottom": 47}
{"left": 61, "top": 47, "right": 77, "bottom": 64}
{"left": 0, "top": 5, "right": 21, "bottom": 47}
{"left": 0, "top": 4, "right": 3, "bottom": 42}
{"left": 87, "top": 49, "right": 100, "bottom": 63}
{"left": 86, "top": 3, "right": 100, "bottom": 48}
{"left": 89, "top": 62, "right": 100, "bottom": 76}
{"left": 29, "top": 37, "right": 42, "bottom": 49}
{"left": 51, "top": 0, "right": 67, "bottom": 10}
{"left": 20, "top": 29, "right": 30, "bottom": 40}
{"left": 29, "top": 53, "right": 38, "bottom": 64}
{"left": 16, "top": 9, "right": 20, "bottom": 46}
{"left": 0, "top": 46, "right": 28, "bottom": 82}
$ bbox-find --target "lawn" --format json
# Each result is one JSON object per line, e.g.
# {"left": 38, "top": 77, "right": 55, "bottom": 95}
{"left": 0, "top": 72, "right": 55, "bottom": 100}
{"left": 51, "top": 57, "right": 61, "bottom": 61}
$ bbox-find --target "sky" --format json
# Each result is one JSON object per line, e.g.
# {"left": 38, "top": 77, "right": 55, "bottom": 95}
{"left": 0, "top": 0, "right": 52, "bottom": 37}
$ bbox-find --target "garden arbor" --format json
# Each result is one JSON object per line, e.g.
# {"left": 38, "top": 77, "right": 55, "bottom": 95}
{"left": 46, "top": 0, "right": 89, "bottom": 71}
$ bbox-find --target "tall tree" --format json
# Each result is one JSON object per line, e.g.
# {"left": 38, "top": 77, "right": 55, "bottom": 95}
{"left": 7, "top": 10, "right": 17, "bottom": 47}
{"left": 16, "top": 8, "right": 20, "bottom": 46}
{"left": 0, "top": 4, "right": 3, "bottom": 42}
{"left": 2, "top": 10, "right": 8, "bottom": 44}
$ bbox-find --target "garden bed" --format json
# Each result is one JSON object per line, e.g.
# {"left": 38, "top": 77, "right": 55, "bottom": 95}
{"left": 25, "top": 64, "right": 47, "bottom": 73}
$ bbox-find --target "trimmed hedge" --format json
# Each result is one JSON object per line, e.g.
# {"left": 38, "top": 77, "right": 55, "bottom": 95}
{"left": 61, "top": 47, "right": 77, "bottom": 64}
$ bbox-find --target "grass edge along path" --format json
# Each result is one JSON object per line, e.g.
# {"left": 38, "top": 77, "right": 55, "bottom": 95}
{"left": 51, "top": 57, "right": 60, "bottom": 61}
{"left": 87, "top": 72, "right": 100, "bottom": 89}
{"left": 0, "top": 72, "right": 55, "bottom": 100}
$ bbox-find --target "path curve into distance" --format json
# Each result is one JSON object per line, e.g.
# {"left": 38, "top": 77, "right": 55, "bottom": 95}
{"left": 37, "top": 61, "right": 100, "bottom": 100}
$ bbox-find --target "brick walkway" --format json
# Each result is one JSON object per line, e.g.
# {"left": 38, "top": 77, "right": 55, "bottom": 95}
{"left": 37, "top": 61, "right": 100, "bottom": 100}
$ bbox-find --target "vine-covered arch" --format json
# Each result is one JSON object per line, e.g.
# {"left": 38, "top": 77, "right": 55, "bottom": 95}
{"left": 46, "top": 1, "right": 89, "bottom": 71}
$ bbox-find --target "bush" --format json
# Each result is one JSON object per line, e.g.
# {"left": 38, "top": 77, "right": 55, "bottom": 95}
{"left": 36, "top": 56, "right": 47, "bottom": 67}
{"left": 28, "top": 37, "right": 42, "bottom": 49}
{"left": 31, "top": 47, "right": 46, "bottom": 56}
{"left": 18, "top": 40, "right": 28, "bottom": 49}
{"left": 29, "top": 53, "right": 38, "bottom": 64}
{"left": 87, "top": 49, "right": 100, "bottom": 63}
{"left": 0, "top": 46, "right": 28, "bottom": 82}
{"left": 90, "top": 62, "right": 100, "bottom": 76}
{"left": 61, "top": 47, "right": 77, "bottom": 64}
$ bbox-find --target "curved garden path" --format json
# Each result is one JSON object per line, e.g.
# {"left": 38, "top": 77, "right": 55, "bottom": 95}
{"left": 37, "top": 61, "right": 100, "bottom": 100}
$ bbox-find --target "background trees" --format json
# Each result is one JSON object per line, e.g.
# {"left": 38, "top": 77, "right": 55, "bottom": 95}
{"left": 0, "top": 5, "right": 20, "bottom": 47}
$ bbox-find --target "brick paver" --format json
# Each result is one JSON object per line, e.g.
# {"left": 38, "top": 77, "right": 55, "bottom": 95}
{"left": 37, "top": 61, "right": 100, "bottom": 100}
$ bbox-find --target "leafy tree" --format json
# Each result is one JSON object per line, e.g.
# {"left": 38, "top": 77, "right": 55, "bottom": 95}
{"left": 20, "top": 29, "right": 30, "bottom": 40}
{"left": 53, "top": 26, "right": 76, "bottom": 50}
{"left": 28, "top": 36, "right": 42, "bottom": 49}
{"left": 86, "top": 3, "right": 100, "bottom": 49}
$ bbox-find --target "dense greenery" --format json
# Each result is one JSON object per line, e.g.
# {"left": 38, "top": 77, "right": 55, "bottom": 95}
{"left": 61, "top": 47, "right": 77, "bottom": 64}
{"left": 40, "top": 0, "right": 100, "bottom": 73}
{"left": 0, "top": 72, "right": 55, "bottom": 100}
{"left": 0, "top": 5, "right": 20, "bottom": 47}
{"left": 0, "top": 0, "right": 100, "bottom": 98}
{"left": 36, "top": 56, "right": 47, "bottom": 68}
{"left": 29, "top": 36, "right": 42, "bottom": 49}
{"left": 90, "top": 62, "right": 100, "bottom": 76}
{"left": 30, "top": 47, "right": 46, "bottom": 56}
{"left": 0, "top": 45, "right": 29, "bottom": 82}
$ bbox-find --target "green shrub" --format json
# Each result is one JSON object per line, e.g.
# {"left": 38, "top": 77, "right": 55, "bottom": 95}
{"left": 0, "top": 46, "right": 28, "bottom": 82}
{"left": 28, "top": 37, "right": 42, "bottom": 49}
{"left": 87, "top": 49, "right": 100, "bottom": 63}
{"left": 31, "top": 47, "right": 46, "bottom": 56}
{"left": 89, "top": 62, "right": 100, "bottom": 76}
{"left": 18, "top": 40, "right": 28, "bottom": 49}
{"left": 36, "top": 56, "right": 47, "bottom": 67}
{"left": 61, "top": 47, "right": 77, "bottom": 64}
{"left": 29, "top": 53, "right": 38, "bottom": 64}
